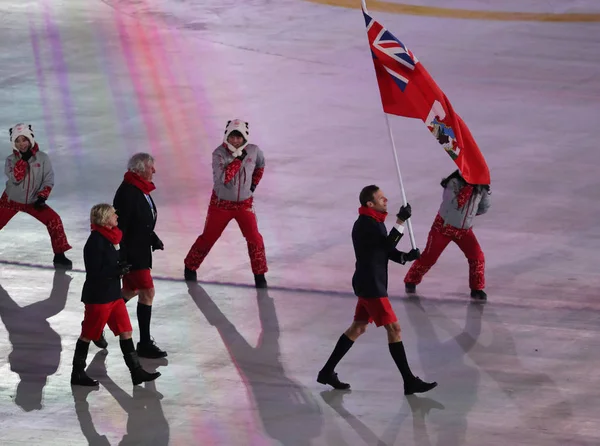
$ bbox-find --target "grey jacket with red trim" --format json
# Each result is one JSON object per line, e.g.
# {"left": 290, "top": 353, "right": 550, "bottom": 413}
{"left": 438, "top": 177, "right": 491, "bottom": 230}
{"left": 3, "top": 146, "right": 54, "bottom": 204}
{"left": 212, "top": 143, "right": 265, "bottom": 203}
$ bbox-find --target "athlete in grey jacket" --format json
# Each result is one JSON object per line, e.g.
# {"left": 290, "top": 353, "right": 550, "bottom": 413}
{"left": 0, "top": 123, "right": 72, "bottom": 268}
{"left": 184, "top": 119, "right": 268, "bottom": 287}
{"left": 404, "top": 170, "right": 490, "bottom": 300}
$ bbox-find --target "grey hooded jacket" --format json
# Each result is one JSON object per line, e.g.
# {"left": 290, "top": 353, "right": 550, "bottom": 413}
{"left": 212, "top": 143, "right": 265, "bottom": 203}
{"left": 438, "top": 177, "right": 490, "bottom": 230}
{"left": 4, "top": 149, "right": 54, "bottom": 204}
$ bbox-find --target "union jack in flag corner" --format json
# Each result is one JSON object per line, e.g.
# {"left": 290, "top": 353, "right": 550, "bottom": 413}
{"left": 363, "top": 5, "right": 490, "bottom": 185}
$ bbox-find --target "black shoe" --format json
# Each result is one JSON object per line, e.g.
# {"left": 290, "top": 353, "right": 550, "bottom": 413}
{"left": 71, "top": 369, "right": 99, "bottom": 387}
{"left": 404, "top": 376, "right": 437, "bottom": 395}
{"left": 53, "top": 253, "right": 73, "bottom": 270}
{"left": 317, "top": 371, "right": 351, "bottom": 390}
{"left": 137, "top": 340, "right": 168, "bottom": 359}
{"left": 184, "top": 267, "right": 197, "bottom": 281}
{"left": 405, "top": 283, "right": 417, "bottom": 294}
{"left": 254, "top": 274, "right": 268, "bottom": 289}
{"left": 470, "top": 289, "right": 487, "bottom": 300}
{"left": 93, "top": 331, "right": 108, "bottom": 349}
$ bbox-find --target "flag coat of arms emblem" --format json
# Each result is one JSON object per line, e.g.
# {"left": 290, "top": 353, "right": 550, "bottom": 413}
{"left": 364, "top": 8, "right": 491, "bottom": 185}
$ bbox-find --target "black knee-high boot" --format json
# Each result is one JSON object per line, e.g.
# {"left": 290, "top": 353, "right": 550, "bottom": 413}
{"left": 120, "top": 338, "right": 161, "bottom": 385}
{"left": 71, "top": 339, "right": 99, "bottom": 386}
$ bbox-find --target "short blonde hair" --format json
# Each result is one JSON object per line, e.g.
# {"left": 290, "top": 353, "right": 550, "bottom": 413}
{"left": 90, "top": 203, "right": 115, "bottom": 226}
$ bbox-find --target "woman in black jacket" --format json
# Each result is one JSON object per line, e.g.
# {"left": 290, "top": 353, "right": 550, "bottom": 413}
{"left": 70, "top": 204, "right": 161, "bottom": 386}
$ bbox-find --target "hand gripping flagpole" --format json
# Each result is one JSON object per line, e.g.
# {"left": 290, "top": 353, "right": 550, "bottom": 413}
{"left": 384, "top": 114, "right": 417, "bottom": 249}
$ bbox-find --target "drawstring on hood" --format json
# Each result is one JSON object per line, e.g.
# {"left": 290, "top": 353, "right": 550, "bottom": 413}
{"left": 223, "top": 119, "right": 249, "bottom": 157}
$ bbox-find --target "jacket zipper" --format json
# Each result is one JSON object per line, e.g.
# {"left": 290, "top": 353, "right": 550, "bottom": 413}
{"left": 25, "top": 162, "right": 31, "bottom": 204}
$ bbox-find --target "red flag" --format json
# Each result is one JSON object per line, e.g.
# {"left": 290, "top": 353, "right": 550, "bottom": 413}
{"left": 364, "top": 9, "right": 490, "bottom": 185}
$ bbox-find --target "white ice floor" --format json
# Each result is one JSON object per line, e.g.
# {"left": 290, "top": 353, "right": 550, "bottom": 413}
{"left": 1, "top": 0, "right": 600, "bottom": 445}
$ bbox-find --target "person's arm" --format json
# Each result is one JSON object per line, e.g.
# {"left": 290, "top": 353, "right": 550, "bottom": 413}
{"left": 213, "top": 148, "right": 243, "bottom": 187}
{"left": 388, "top": 204, "right": 420, "bottom": 264}
{"left": 251, "top": 147, "right": 265, "bottom": 192}
{"left": 113, "top": 188, "right": 133, "bottom": 260}
{"left": 476, "top": 187, "right": 491, "bottom": 215}
{"left": 5, "top": 156, "right": 27, "bottom": 184}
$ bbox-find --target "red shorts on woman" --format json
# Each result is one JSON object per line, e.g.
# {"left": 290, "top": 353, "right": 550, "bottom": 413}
{"left": 354, "top": 297, "right": 398, "bottom": 327}
{"left": 122, "top": 269, "right": 154, "bottom": 291}
{"left": 81, "top": 299, "right": 133, "bottom": 341}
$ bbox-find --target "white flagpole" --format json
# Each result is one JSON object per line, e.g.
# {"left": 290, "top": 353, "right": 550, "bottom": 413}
{"left": 384, "top": 114, "right": 417, "bottom": 249}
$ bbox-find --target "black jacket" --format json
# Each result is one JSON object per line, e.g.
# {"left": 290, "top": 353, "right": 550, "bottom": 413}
{"left": 113, "top": 181, "right": 161, "bottom": 270}
{"left": 351, "top": 215, "right": 408, "bottom": 298}
{"left": 81, "top": 231, "right": 122, "bottom": 304}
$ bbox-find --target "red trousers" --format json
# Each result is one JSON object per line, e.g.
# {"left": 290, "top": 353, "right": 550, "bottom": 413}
{"left": 0, "top": 192, "right": 71, "bottom": 254}
{"left": 184, "top": 205, "right": 268, "bottom": 274}
{"left": 404, "top": 214, "right": 485, "bottom": 290}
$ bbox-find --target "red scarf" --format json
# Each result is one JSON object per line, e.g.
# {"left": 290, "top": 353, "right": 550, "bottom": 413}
{"left": 358, "top": 206, "right": 387, "bottom": 223}
{"left": 13, "top": 143, "right": 40, "bottom": 158}
{"left": 456, "top": 184, "right": 474, "bottom": 209}
{"left": 91, "top": 224, "right": 123, "bottom": 245}
{"left": 124, "top": 171, "right": 156, "bottom": 194}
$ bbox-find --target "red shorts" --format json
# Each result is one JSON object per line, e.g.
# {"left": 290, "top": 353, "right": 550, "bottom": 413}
{"left": 81, "top": 299, "right": 133, "bottom": 340}
{"left": 122, "top": 269, "right": 154, "bottom": 291}
{"left": 354, "top": 297, "right": 398, "bottom": 327}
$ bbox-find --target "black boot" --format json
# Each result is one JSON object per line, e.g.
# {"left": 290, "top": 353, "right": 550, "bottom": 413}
{"left": 53, "top": 253, "right": 73, "bottom": 270}
{"left": 254, "top": 274, "right": 267, "bottom": 289}
{"left": 93, "top": 331, "right": 108, "bottom": 349}
{"left": 71, "top": 340, "right": 99, "bottom": 387}
{"left": 470, "top": 289, "right": 487, "bottom": 300}
{"left": 82, "top": 321, "right": 108, "bottom": 349}
{"left": 405, "top": 283, "right": 417, "bottom": 294}
{"left": 184, "top": 267, "right": 197, "bottom": 281}
{"left": 123, "top": 351, "right": 161, "bottom": 385}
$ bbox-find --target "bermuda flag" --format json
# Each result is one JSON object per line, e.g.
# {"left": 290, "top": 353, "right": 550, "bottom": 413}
{"left": 363, "top": 5, "right": 490, "bottom": 185}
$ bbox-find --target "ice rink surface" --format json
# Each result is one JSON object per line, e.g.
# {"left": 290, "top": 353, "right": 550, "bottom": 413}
{"left": 0, "top": 0, "right": 599, "bottom": 444}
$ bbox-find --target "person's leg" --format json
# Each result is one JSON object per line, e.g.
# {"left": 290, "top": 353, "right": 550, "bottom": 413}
{"left": 0, "top": 195, "right": 18, "bottom": 230}
{"left": 125, "top": 270, "right": 167, "bottom": 358}
{"left": 106, "top": 300, "right": 161, "bottom": 385}
{"left": 24, "top": 204, "right": 72, "bottom": 267}
{"left": 234, "top": 208, "right": 268, "bottom": 287}
{"left": 184, "top": 207, "right": 233, "bottom": 280}
{"left": 455, "top": 229, "right": 486, "bottom": 299}
{"left": 317, "top": 299, "right": 372, "bottom": 389}
{"left": 370, "top": 298, "right": 437, "bottom": 395}
{"left": 404, "top": 222, "right": 452, "bottom": 292}
{"left": 72, "top": 304, "right": 110, "bottom": 386}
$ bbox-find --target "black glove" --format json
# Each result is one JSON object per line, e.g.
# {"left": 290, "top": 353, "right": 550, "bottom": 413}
{"left": 20, "top": 150, "right": 33, "bottom": 162}
{"left": 396, "top": 203, "right": 412, "bottom": 221}
{"left": 117, "top": 261, "right": 131, "bottom": 276}
{"left": 33, "top": 196, "right": 47, "bottom": 210}
{"left": 404, "top": 248, "right": 420, "bottom": 262}
{"left": 152, "top": 238, "right": 164, "bottom": 251}
{"left": 250, "top": 184, "right": 257, "bottom": 192}
{"left": 237, "top": 149, "right": 248, "bottom": 161}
